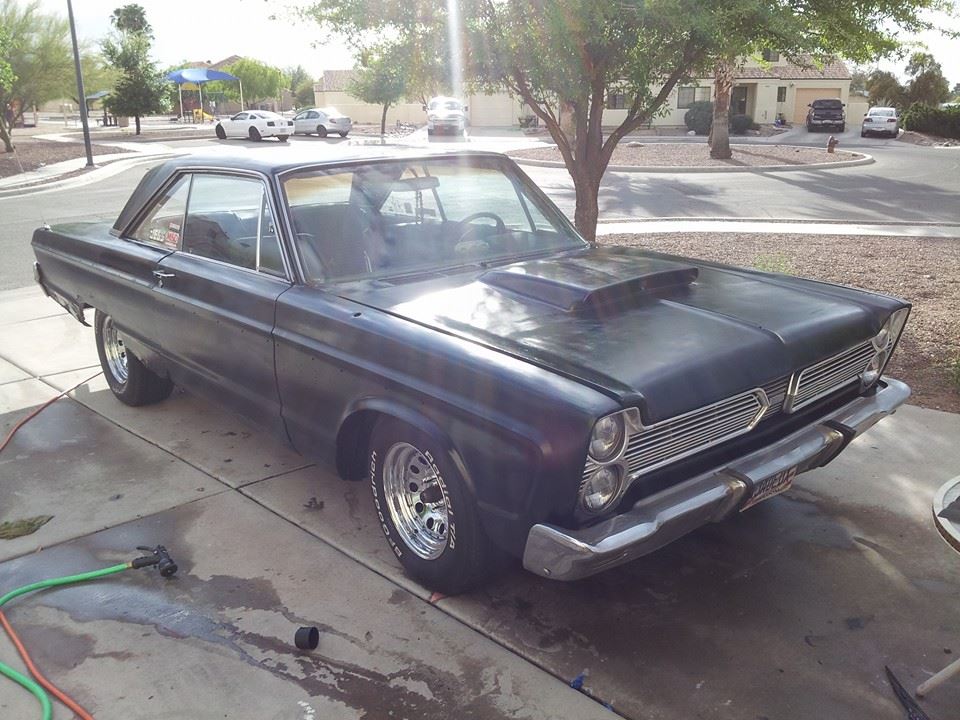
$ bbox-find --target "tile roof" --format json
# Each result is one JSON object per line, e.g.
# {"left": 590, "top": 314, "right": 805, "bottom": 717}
{"left": 315, "top": 69, "right": 357, "bottom": 92}
{"left": 734, "top": 57, "right": 851, "bottom": 81}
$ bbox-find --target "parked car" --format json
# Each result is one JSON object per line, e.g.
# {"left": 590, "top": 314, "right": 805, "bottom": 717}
{"left": 292, "top": 107, "right": 352, "bottom": 138}
{"left": 806, "top": 98, "right": 845, "bottom": 132}
{"left": 215, "top": 111, "right": 292, "bottom": 142}
{"left": 861, "top": 106, "right": 900, "bottom": 137}
{"left": 31, "top": 148, "right": 911, "bottom": 594}
{"left": 424, "top": 96, "right": 467, "bottom": 135}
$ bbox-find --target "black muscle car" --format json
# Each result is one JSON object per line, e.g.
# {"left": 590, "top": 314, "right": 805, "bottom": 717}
{"left": 31, "top": 146, "right": 911, "bottom": 593}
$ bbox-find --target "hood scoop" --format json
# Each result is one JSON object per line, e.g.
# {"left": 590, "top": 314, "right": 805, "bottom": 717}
{"left": 481, "top": 254, "right": 698, "bottom": 312}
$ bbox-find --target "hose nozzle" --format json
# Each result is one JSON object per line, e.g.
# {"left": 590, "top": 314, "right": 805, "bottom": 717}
{"left": 131, "top": 545, "right": 178, "bottom": 577}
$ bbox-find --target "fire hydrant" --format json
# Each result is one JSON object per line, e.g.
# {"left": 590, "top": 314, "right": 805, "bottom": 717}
{"left": 826, "top": 135, "right": 839, "bottom": 153}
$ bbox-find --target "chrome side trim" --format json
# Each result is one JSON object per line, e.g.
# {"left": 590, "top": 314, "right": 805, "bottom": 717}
{"left": 526, "top": 378, "right": 911, "bottom": 581}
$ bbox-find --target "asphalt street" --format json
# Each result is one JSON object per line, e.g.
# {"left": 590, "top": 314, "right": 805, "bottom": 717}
{"left": 1, "top": 125, "right": 958, "bottom": 291}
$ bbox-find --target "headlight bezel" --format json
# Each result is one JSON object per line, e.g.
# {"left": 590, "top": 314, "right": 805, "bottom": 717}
{"left": 862, "top": 307, "right": 910, "bottom": 389}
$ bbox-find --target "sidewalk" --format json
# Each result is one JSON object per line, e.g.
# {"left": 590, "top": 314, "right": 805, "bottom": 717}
{"left": 1, "top": 285, "right": 959, "bottom": 719}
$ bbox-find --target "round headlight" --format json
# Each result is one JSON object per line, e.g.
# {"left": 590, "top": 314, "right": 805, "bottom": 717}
{"left": 589, "top": 414, "right": 626, "bottom": 462}
{"left": 862, "top": 352, "right": 883, "bottom": 387}
{"left": 581, "top": 465, "right": 623, "bottom": 514}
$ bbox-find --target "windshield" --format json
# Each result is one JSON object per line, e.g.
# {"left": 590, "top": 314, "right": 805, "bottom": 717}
{"left": 429, "top": 100, "right": 462, "bottom": 111}
{"left": 282, "top": 156, "right": 586, "bottom": 283}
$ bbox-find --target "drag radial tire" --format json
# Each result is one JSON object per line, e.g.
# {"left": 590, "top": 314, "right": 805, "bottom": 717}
{"left": 94, "top": 310, "right": 173, "bottom": 407}
{"left": 369, "top": 417, "right": 495, "bottom": 594}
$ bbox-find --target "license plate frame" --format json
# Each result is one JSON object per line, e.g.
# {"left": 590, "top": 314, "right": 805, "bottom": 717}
{"left": 741, "top": 466, "right": 798, "bottom": 512}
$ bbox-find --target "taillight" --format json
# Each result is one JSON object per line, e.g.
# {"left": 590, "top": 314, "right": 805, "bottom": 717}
{"left": 887, "top": 118, "right": 897, "bottom": 123}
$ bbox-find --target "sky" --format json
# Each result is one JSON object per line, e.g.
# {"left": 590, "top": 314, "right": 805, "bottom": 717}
{"left": 40, "top": 0, "right": 960, "bottom": 87}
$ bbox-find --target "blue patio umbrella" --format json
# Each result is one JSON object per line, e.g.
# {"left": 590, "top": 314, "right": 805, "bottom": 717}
{"left": 165, "top": 67, "right": 243, "bottom": 121}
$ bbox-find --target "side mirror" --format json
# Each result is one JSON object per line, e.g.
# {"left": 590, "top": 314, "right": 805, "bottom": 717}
{"left": 422, "top": 104, "right": 427, "bottom": 111}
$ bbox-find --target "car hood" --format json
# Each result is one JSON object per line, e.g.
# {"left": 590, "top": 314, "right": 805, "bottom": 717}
{"left": 338, "top": 246, "right": 905, "bottom": 423}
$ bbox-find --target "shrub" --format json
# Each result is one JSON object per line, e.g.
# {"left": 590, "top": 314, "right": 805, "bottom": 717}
{"left": 730, "top": 114, "right": 753, "bottom": 134}
{"left": 684, "top": 101, "right": 713, "bottom": 135}
{"left": 518, "top": 114, "right": 538, "bottom": 128}
{"left": 901, "top": 102, "right": 960, "bottom": 139}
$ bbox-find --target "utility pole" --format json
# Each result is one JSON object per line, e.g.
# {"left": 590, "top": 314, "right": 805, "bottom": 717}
{"left": 66, "top": 0, "right": 94, "bottom": 167}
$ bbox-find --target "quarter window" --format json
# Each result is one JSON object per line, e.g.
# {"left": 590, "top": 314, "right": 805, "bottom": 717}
{"left": 131, "top": 175, "right": 190, "bottom": 248}
{"left": 181, "top": 174, "right": 284, "bottom": 275}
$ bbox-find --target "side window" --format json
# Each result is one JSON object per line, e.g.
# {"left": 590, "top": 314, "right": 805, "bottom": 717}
{"left": 258, "top": 195, "right": 285, "bottom": 276}
{"left": 232, "top": 113, "right": 247, "bottom": 121}
{"left": 307, "top": 111, "right": 319, "bottom": 119}
{"left": 182, "top": 174, "right": 278, "bottom": 272}
{"left": 131, "top": 175, "right": 190, "bottom": 248}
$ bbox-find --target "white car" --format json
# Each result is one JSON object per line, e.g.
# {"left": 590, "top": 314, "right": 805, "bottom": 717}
{"left": 424, "top": 96, "right": 467, "bottom": 136}
{"left": 861, "top": 107, "right": 899, "bottom": 138}
{"left": 292, "top": 107, "right": 352, "bottom": 137}
{"left": 215, "top": 111, "right": 293, "bottom": 142}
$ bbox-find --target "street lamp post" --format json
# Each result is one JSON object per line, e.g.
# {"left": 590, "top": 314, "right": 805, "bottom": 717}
{"left": 66, "top": 0, "right": 94, "bottom": 167}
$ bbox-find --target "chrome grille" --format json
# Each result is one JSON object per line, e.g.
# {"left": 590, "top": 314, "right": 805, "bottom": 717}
{"left": 788, "top": 340, "right": 875, "bottom": 412}
{"left": 760, "top": 377, "right": 790, "bottom": 421}
{"left": 608, "top": 390, "right": 767, "bottom": 478}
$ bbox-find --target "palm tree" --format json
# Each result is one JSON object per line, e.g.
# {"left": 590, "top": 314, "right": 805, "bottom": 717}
{"left": 109, "top": 4, "right": 151, "bottom": 36}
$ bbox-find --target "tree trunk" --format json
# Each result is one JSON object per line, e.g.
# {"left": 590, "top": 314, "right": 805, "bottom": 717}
{"left": 0, "top": 118, "right": 13, "bottom": 153}
{"left": 135, "top": 115, "right": 141, "bottom": 135}
{"left": 572, "top": 168, "right": 601, "bottom": 243}
{"left": 710, "top": 58, "right": 734, "bottom": 160}
{"left": 380, "top": 103, "right": 388, "bottom": 136}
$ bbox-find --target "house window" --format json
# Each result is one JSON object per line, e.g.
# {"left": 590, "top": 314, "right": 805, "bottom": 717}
{"left": 762, "top": 49, "right": 780, "bottom": 62}
{"left": 777, "top": 86, "right": 787, "bottom": 103}
{"left": 606, "top": 92, "right": 631, "bottom": 110}
{"left": 677, "top": 86, "right": 711, "bottom": 109}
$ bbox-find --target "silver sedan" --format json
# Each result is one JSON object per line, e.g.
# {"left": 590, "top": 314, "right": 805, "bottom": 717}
{"left": 861, "top": 107, "right": 899, "bottom": 137}
{"left": 292, "top": 107, "right": 353, "bottom": 138}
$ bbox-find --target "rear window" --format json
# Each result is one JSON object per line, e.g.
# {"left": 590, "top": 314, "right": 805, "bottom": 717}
{"left": 812, "top": 99, "right": 842, "bottom": 108}
{"left": 869, "top": 108, "right": 895, "bottom": 117}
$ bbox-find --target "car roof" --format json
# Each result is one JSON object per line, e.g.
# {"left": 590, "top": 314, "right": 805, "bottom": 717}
{"left": 112, "top": 146, "right": 512, "bottom": 233}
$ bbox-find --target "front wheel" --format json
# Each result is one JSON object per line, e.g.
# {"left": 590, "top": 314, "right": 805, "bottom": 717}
{"left": 215, "top": 124, "right": 226, "bottom": 139}
{"left": 369, "top": 418, "right": 496, "bottom": 594}
{"left": 94, "top": 310, "right": 173, "bottom": 407}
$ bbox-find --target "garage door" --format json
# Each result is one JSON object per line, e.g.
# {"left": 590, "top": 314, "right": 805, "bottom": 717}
{"left": 468, "top": 94, "right": 517, "bottom": 127}
{"left": 793, "top": 88, "right": 841, "bottom": 124}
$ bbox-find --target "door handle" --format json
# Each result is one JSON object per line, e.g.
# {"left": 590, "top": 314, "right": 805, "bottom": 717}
{"left": 152, "top": 269, "right": 175, "bottom": 287}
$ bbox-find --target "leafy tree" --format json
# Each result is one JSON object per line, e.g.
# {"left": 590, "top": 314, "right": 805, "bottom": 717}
{"left": 0, "top": 25, "right": 15, "bottom": 152}
{"left": 0, "top": 0, "right": 73, "bottom": 151}
{"left": 952, "top": 81, "right": 960, "bottom": 101}
{"left": 866, "top": 70, "right": 907, "bottom": 108}
{"left": 101, "top": 5, "right": 167, "bottom": 134}
{"left": 225, "top": 57, "right": 284, "bottom": 109}
{"left": 347, "top": 48, "right": 406, "bottom": 135}
{"left": 72, "top": 51, "right": 119, "bottom": 105}
{"left": 286, "top": 64, "right": 316, "bottom": 108}
{"left": 905, "top": 52, "right": 950, "bottom": 106}
{"left": 849, "top": 69, "right": 869, "bottom": 95}
{"left": 110, "top": 3, "right": 151, "bottom": 35}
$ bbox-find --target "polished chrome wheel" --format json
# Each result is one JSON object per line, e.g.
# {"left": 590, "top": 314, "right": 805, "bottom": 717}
{"left": 382, "top": 442, "right": 449, "bottom": 560}
{"left": 100, "top": 315, "right": 128, "bottom": 385}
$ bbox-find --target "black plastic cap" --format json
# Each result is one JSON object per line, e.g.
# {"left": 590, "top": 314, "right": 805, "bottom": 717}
{"left": 295, "top": 626, "right": 319, "bottom": 650}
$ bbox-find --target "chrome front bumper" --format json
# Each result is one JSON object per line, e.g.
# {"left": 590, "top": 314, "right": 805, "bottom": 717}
{"left": 522, "top": 378, "right": 911, "bottom": 581}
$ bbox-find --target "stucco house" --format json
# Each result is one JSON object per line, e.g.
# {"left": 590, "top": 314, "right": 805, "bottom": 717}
{"left": 314, "top": 56, "right": 860, "bottom": 128}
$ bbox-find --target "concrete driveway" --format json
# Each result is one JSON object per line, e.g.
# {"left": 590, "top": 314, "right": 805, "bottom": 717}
{"left": 2, "top": 286, "right": 959, "bottom": 720}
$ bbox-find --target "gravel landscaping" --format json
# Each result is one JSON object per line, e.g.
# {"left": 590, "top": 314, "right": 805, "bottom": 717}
{"left": 0, "top": 140, "right": 130, "bottom": 178}
{"left": 602, "top": 232, "right": 960, "bottom": 413}
{"left": 510, "top": 143, "right": 864, "bottom": 168}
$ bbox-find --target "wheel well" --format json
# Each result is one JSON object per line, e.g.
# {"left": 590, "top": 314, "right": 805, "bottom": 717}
{"left": 335, "top": 409, "right": 381, "bottom": 480}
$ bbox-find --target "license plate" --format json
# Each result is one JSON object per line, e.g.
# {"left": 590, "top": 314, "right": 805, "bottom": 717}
{"left": 741, "top": 466, "right": 797, "bottom": 511}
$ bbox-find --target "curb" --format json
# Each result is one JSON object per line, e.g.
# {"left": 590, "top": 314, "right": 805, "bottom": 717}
{"left": 0, "top": 153, "right": 173, "bottom": 199}
{"left": 511, "top": 145, "right": 874, "bottom": 173}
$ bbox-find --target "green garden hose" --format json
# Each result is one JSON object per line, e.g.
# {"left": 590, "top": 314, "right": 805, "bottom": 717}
{"left": 0, "top": 547, "right": 176, "bottom": 720}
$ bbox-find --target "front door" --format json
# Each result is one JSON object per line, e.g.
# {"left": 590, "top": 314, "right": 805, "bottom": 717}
{"left": 732, "top": 86, "right": 748, "bottom": 116}
{"left": 151, "top": 171, "right": 292, "bottom": 432}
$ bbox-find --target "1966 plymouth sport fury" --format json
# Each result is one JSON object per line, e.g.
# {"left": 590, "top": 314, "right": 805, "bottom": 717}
{"left": 32, "top": 147, "right": 911, "bottom": 593}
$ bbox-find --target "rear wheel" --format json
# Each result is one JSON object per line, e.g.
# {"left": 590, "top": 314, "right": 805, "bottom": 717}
{"left": 249, "top": 126, "right": 261, "bottom": 141}
{"left": 277, "top": 135, "right": 288, "bottom": 142}
{"left": 316, "top": 125, "right": 328, "bottom": 138}
{"left": 839, "top": 123, "right": 846, "bottom": 132}
{"left": 215, "top": 124, "right": 226, "bottom": 139}
{"left": 369, "top": 417, "right": 496, "bottom": 594}
{"left": 339, "top": 131, "right": 348, "bottom": 138}
{"left": 94, "top": 310, "right": 173, "bottom": 407}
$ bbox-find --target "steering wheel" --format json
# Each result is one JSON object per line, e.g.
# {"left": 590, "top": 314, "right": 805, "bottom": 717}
{"left": 455, "top": 212, "right": 506, "bottom": 243}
